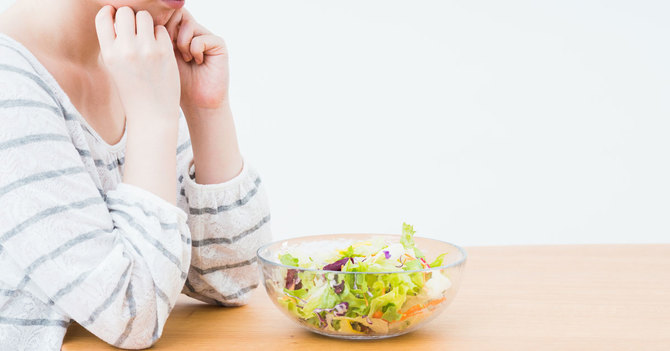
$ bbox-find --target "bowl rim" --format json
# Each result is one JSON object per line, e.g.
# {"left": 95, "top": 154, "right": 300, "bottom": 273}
{"left": 256, "top": 233, "right": 468, "bottom": 274}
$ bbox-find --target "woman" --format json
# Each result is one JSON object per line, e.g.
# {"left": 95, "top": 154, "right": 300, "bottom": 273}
{"left": 0, "top": 0, "right": 271, "bottom": 349}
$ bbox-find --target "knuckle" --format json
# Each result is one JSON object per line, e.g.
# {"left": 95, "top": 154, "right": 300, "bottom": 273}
{"left": 177, "top": 39, "right": 190, "bottom": 50}
{"left": 138, "top": 46, "right": 158, "bottom": 59}
{"left": 119, "top": 46, "right": 138, "bottom": 61}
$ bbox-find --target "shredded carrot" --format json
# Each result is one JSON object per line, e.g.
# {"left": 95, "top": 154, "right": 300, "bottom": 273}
{"left": 364, "top": 294, "right": 369, "bottom": 306}
{"left": 399, "top": 297, "right": 447, "bottom": 321}
{"left": 425, "top": 297, "right": 446, "bottom": 307}
{"left": 400, "top": 311, "right": 419, "bottom": 321}
{"left": 403, "top": 254, "right": 416, "bottom": 260}
{"left": 403, "top": 304, "right": 423, "bottom": 315}
{"left": 372, "top": 311, "right": 383, "bottom": 319}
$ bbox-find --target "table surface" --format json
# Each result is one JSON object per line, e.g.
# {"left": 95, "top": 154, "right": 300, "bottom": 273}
{"left": 62, "top": 244, "right": 670, "bottom": 351}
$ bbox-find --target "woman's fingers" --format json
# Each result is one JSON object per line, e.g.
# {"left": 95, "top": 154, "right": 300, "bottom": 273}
{"left": 135, "top": 10, "right": 155, "bottom": 40}
{"left": 95, "top": 5, "right": 116, "bottom": 49}
{"left": 176, "top": 20, "right": 195, "bottom": 62}
{"left": 155, "top": 25, "right": 173, "bottom": 51}
{"left": 189, "top": 35, "right": 225, "bottom": 64}
{"left": 164, "top": 9, "right": 183, "bottom": 42}
{"left": 114, "top": 6, "right": 136, "bottom": 38}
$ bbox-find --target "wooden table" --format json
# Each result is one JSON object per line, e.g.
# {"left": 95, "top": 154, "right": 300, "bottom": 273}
{"left": 62, "top": 244, "right": 670, "bottom": 350}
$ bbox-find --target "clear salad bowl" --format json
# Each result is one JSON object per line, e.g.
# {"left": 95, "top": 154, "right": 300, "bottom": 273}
{"left": 256, "top": 233, "right": 467, "bottom": 339}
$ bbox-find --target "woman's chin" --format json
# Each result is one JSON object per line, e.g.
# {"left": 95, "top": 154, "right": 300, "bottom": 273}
{"left": 153, "top": 9, "right": 177, "bottom": 26}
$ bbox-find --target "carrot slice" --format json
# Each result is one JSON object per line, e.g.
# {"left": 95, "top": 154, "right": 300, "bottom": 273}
{"left": 372, "top": 311, "right": 383, "bottom": 319}
{"left": 425, "top": 297, "right": 446, "bottom": 307}
{"left": 403, "top": 304, "right": 423, "bottom": 315}
{"left": 399, "top": 297, "right": 448, "bottom": 321}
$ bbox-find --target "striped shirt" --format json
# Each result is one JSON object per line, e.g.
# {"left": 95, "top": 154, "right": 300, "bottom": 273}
{"left": 0, "top": 33, "right": 272, "bottom": 350}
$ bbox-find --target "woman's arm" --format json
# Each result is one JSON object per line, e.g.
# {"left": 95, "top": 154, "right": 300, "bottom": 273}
{"left": 165, "top": 10, "right": 272, "bottom": 305}
{"left": 173, "top": 112, "right": 271, "bottom": 305}
{"left": 95, "top": 6, "right": 181, "bottom": 204}
{"left": 0, "top": 50, "right": 189, "bottom": 349}
{"left": 165, "top": 9, "right": 244, "bottom": 185}
{"left": 182, "top": 103, "right": 244, "bottom": 184}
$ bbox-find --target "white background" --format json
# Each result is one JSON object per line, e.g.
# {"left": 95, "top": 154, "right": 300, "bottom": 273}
{"left": 1, "top": 0, "right": 669, "bottom": 246}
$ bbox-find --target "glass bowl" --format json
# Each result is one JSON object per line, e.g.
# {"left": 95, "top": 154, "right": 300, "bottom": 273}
{"left": 256, "top": 234, "right": 467, "bottom": 339}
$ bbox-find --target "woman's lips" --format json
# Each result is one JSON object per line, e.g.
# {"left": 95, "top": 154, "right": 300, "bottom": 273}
{"left": 162, "top": 0, "right": 185, "bottom": 9}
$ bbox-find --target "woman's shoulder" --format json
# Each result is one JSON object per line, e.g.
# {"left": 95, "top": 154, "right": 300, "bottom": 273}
{"left": 0, "top": 34, "right": 62, "bottom": 100}
{"left": 0, "top": 35, "right": 73, "bottom": 138}
{"left": 0, "top": 34, "right": 42, "bottom": 76}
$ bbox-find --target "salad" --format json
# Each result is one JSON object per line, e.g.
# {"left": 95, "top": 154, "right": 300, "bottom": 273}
{"left": 274, "top": 223, "right": 452, "bottom": 335}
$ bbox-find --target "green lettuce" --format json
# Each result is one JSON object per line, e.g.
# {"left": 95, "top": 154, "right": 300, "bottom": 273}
{"left": 400, "top": 223, "right": 425, "bottom": 258}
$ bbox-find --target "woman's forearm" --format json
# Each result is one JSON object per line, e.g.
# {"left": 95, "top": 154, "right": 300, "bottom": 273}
{"left": 123, "top": 115, "right": 180, "bottom": 204}
{"left": 183, "top": 102, "right": 244, "bottom": 184}
{"left": 95, "top": 6, "right": 182, "bottom": 205}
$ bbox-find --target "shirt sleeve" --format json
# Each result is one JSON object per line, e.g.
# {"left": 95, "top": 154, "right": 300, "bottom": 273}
{"left": 0, "top": 61, "right": 190, "bottom": 349}
{"left": 175, "top": 116, "right": 272, "bottom": 306}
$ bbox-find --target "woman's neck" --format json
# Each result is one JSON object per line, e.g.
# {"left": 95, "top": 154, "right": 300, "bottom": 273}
{"left": 0, "top": 0, "right": 103, "bottom": 67}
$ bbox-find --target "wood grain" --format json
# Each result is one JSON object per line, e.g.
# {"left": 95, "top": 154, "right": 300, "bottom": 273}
{"left": 62, "top": 244, "right": 670, "bottom": 350}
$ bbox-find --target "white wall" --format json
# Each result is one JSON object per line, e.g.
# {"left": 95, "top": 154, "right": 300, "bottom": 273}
{"left": 2, "top": 0, "right": 669, "bottom": 246}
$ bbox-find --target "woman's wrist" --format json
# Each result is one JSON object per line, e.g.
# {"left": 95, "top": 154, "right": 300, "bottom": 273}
{"left": 124, "top": 113, "right": 180, "bottom": 204}
{"left": 183, "top": 102, "right": 244, "bottom": 185}
{"left": 180, "top": 98, "right": 230, "bottom": 120}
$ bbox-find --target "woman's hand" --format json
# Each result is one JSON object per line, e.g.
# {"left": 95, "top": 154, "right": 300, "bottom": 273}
{"left": 95, "top": 5, "right": 181, "bottom": 121}
{"left": 95, "top": 5, "right": 181, "bottom": 204}
{"left": 165, "top": 9, "right": 230, "bottom": 112}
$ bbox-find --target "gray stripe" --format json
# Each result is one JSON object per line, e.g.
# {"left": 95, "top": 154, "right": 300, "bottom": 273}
{"left": 82, "top": 262, "right": 131, "bottom": 326}
{"left": 0, "top": 57, "right": 72, "bottom": 120}
{"left": 0, "top": 167, "right": 86, "bottom": 199}
{"left": 106, "top": 197, "right": 178, "bottom": 228}
{"left": 192, "top": 257, "right": 258, "bottom": 275}
{"left": 0, "top": 316, "right": 69, "bottom": 327}
{"left": 162, "top": 222, "right": 178, "bottom": 230}
{"left": 151, "top": 312, "right": 160, "bottom": 344}
{"left": 0, "top": 63, "right": 55, "bottom": 100}
{"left": 180, "top": 233, "right": 190, "bottom": 245}
{"left": 95, "top": 157, "right": 125, "bottom": 171}
{"left": 191, "top": 214, "right": 271, "bottom": 247}
{"left": 222, "top": 284, "right": 259, "bottom": 301}
{"left": 183, "top": 279, "right": 196, "bottom": 293}
{"left": 154, "top": 284, "right": 172, "bottom": 311}
{"left": 0, "top": 133, "right": 69, "bottom": 151}
{"left": 0, "top": 286, "right": 52, "bottom": 316}
{"left": 0, "top": 99, "right": 60, "bottom": 115}
{"left": 0, "top": 197, "right": 104, "bottom": 243}
{"left": 114, "top": 281, "right": 136, "bottom": 347}
{"left": 179, "top": 188, "right": 185, "bottom": 197}
{"left": 111, "top": 209, "right": 185, "bottom": 274}
{"left": 176, "top": 140, "right": 191, "bottom": 155}
{"left": 106, "top": 197, "right": 180, "bottom": 232}
{"left": 189, "top": 177, "right": 262, "bottom": 215}
{"left": 0, "top": 43, "right": 55, "bottom": 90}
{"left": 21, "top": 229, "right": 111, "bottom": 286}
{"left": 0, "top": 289, "right": 18, "bottom": 297}
{"left": 49, "top": 268, "right": 94, "bottom": 305}
{"left": 178, "top": 175, "right": 184, "bottom": 183}
{"left": 76, "top": 148, "right": 91, "bottom": 157}
{"left": 16, "top": 275, "right": 30, "bottom": 291}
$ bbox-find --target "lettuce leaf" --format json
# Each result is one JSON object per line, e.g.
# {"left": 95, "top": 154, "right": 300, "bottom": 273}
{"left": 400, "top": 222, "right": 425, "bottom": 258}
{"left": 279, "top": 253, "right": 299, "bottom": 266}
{"left": 429, "top": 253, "right": 448, "bottom": 267}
